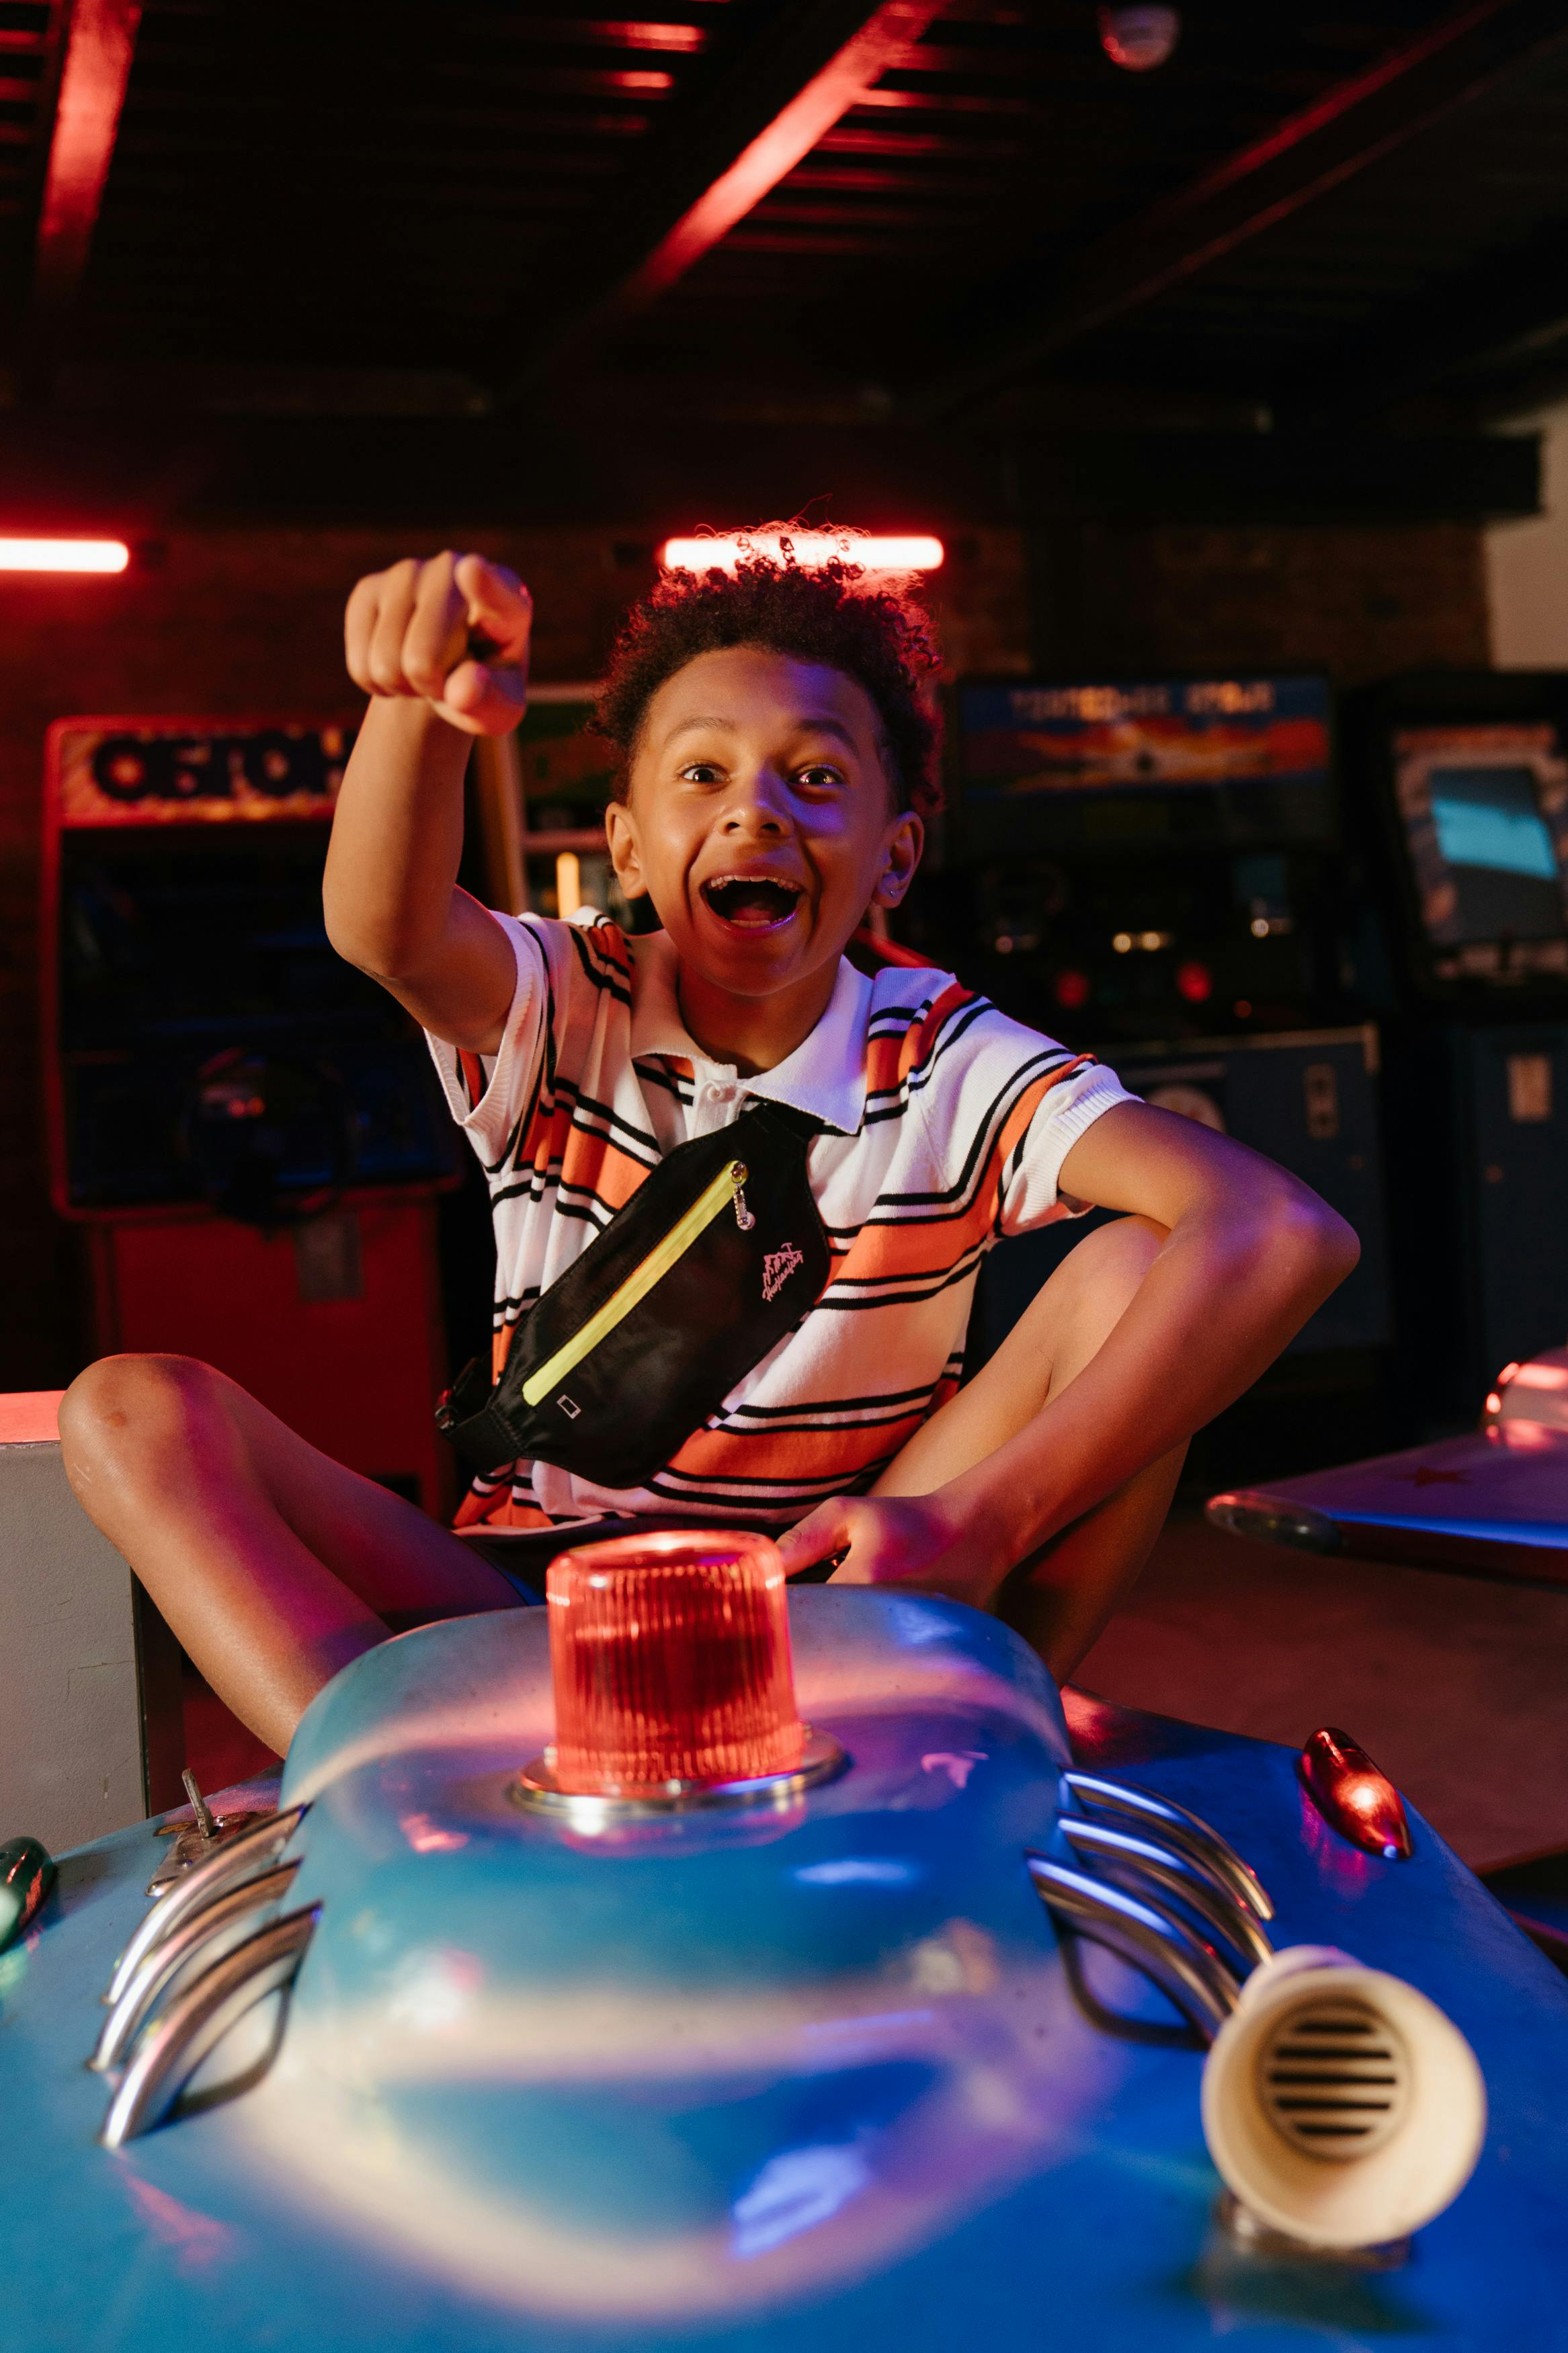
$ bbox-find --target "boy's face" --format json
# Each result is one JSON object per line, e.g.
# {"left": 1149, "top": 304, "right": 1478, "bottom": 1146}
{"left": 604, "top": 646, "right": 923, "bottom": 1002}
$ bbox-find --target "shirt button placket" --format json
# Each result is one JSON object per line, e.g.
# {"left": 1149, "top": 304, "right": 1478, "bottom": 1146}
{"left": 700, "top": 1076, "right": 737, "bottom": 1131}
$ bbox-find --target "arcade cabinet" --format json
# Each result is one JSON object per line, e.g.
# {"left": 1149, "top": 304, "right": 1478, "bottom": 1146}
{"left": 1345, "top": 673, "right": 1568, "bottom": 1422}
{"left": 911, "top": 673, "right": 1393, "bottom": 1474}
{"left": 42, "top": 718, "right": 461, "bottom": 1515}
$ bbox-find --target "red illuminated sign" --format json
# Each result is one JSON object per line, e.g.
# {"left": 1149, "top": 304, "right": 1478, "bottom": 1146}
{"left": 48, "top": 719, "right": 356, "bottom": 828}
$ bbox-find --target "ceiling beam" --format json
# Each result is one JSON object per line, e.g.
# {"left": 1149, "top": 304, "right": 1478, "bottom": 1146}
{"left": 1275, "top": 220, "right": 1568, "bottom": 426}
{"left": 0, "top": 410, "right": 1532, "bottom": 534}
{"left": 907, "top": 0, "right": 1568, "bottom": 423}
{"left": 499, "top": 0, "right": 944, "bottom": 405}
{"left": 31, "top": 0, "right": 140, "bottom": 323}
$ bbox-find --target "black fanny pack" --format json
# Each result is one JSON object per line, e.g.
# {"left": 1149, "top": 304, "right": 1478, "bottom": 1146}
{"left": 436, "top": 1099, "right": 831, "bottom": 1490}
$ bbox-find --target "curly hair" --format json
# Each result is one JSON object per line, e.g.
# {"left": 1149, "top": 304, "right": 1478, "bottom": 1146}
{"left": 591, "top": 540, "right": 943, "bottom": 815}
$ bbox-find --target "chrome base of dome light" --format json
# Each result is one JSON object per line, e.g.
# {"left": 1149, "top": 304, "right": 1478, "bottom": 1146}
{"left": 511, "top": 1726, "right": 848, "bottom": 1827}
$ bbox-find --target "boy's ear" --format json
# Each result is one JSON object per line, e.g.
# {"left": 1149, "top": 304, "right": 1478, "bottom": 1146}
{"left": 604, "top": 799, "right": 649, "bottom": 901}
{"left": 870, "top": 811, "right": 923, "bottom": 910}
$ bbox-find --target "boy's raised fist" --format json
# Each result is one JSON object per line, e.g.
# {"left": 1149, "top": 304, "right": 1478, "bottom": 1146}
{"left": 344, "top": 552, "right": 532, "bottom": 737}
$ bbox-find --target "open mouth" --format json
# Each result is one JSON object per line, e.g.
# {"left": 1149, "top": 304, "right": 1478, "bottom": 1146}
{"left": 699, "top": 874, "right": 806, "bottom": 931}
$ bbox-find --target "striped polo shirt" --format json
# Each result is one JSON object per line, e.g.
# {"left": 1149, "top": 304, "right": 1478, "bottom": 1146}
{"left": 428, "top": 913, "right": 1134, "bottom": 1529}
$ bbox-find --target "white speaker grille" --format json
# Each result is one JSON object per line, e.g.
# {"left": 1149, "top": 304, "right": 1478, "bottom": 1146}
{"left": 1257, "top": 1997, "right": 1408, "bottom": 2160}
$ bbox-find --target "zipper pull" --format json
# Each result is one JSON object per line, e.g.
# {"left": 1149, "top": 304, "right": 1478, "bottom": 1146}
{"left": 730, "top": 1160, "right": 756, "bottom": 1232}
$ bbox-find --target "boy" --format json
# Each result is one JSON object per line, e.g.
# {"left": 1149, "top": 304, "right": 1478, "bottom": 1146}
{"left": 59, "top": 547, "right": 1357, "bottom": 1755}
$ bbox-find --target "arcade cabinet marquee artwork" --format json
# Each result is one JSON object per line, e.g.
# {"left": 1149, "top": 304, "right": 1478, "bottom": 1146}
{"left": 41, "top": 716, "right": 460, "bottom": 1515}
{"left": 52, "top": 718, "right": 352, "bottom": 825}
{"left": 957, "top": 672, "right": 1331, "bottom": 799}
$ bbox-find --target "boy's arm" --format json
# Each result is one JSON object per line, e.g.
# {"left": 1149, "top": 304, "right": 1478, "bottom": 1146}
{"left": 774, "top": 1103, "right": 1358, "bottom": 1621}
{"left": 323, "top": 551, "right": 530, "bottom": 1053}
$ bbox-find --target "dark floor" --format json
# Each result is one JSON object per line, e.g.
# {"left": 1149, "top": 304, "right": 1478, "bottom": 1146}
{"left": 1077, "top": 1511, "right": 1568, "bottom": 1872}
{"left": 183, "top": 1509, "right": 1568, "bottom": 1877}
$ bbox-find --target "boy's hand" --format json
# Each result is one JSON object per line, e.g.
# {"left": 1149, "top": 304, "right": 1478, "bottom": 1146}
{"left": 774, "top": 1490, "right": 1007, "bottom": 1611}
{"left": 344, "top": 551, "right": 532, "bottom": 737}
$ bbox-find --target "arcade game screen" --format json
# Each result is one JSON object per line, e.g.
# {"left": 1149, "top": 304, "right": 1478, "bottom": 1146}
{"left": 923, "top": 674, "right": 1339, "bottom": 1042}
{"left": 1392, "top": 723, "right": 1568, "bottom": 978}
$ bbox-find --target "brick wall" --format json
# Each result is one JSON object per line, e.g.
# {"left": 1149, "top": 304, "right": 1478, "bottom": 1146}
{"left": 1031, "top": 520, "right": 1491, "bottom": 678}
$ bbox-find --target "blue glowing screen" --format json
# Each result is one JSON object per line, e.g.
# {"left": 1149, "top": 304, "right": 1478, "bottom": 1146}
{"left": 1430, "top": 765, "right": 1559, "bottom": 880}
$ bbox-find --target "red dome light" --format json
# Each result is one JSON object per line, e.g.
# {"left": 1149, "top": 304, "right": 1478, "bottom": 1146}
{"left": 544, "top": 1529, "right": 804, "bottom": 1796}
{"left": 1298, "top": 1725, "right": 1413, "bottom": 1860}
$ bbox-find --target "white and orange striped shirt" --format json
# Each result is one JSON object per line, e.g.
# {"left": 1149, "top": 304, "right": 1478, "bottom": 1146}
{"left": 427, "top": 914, "right": 1134, "bottom": 1529}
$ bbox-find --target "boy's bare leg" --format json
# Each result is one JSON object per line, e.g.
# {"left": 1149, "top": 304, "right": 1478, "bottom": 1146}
{"left": 58, "top": 1355, "right": 516, "bottom": 1758}
{"left": 872, "top": 1216, "right": 1184, "bottom": 1681}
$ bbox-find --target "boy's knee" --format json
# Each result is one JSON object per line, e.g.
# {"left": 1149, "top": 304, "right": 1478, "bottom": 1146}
{"left": 59, "top": 1353, "right": 226, "bottom": 1484}
{"left": 1071, "top": 1211, "right": 1166, "bottom": 1299}
{"left": 1034, "top": 1215, "right": 1167, "bottom": 1371}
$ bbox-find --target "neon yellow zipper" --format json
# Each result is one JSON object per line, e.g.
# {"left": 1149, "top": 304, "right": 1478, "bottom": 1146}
{"left": 521, "top": 1161, "right": 750, "bottom": 1408}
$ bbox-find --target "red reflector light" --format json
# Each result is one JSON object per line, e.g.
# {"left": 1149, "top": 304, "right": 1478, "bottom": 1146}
{"left": 545, "top": 1529, "right": 803, "bottom": 1796}
{"left": 1298, "top": 1725, "right": 1413, "bottom": 1860}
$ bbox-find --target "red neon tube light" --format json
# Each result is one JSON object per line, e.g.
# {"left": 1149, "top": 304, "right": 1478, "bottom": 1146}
{"left": 0, "top": 538, "right": 129, "bottom": 575}
{"left": 660, "top": 533, "right": 944, "bottom": 574}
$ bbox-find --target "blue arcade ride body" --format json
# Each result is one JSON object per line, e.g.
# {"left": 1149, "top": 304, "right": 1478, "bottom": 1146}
{"left": 4, "top": 1587, "right": 1567, "bottom": 2351}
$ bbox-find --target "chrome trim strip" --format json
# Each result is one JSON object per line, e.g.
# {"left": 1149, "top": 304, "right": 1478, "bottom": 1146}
{"left": 106, "top": 1807, "right": 306, "bottom": 2007}
{"left": 1055, "top": 1817, "right": 1275, "bottom": 1969}
{"left": 99, "top": 1906, "right": 319, "bottom": 2149}
{"left": 1060, "top": 1771, "right": 1273, "bottom": 1921}
{"left": 1205, "top": 1492, "right": 1342, "bottom": 1556}
{"left": 512, "top": 1728, "right": 848, "bottom": 1827}
{"left": 89, "top": 1863, "right": 301, "bottom": 2075}
{"left": 148, "top": 1806, "right": 278, "bottom": 1897}
{"left": 1028, "top": 1857, "right": 1241, "bottom": 2040}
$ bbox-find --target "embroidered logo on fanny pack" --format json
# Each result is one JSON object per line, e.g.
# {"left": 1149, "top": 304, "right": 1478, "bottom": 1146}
{"left": 761, "top": 1243, "right": 805, "bottom": 1303}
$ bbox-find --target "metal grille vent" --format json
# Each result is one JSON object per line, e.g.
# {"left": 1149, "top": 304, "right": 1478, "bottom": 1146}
{"left": 1257, "top": 1997, "right": 1409, "bottom": 2160}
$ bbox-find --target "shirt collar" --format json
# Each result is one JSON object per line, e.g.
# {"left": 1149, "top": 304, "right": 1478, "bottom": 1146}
{"left": 629, "top": 929, "right": 870, "bottom": 1135}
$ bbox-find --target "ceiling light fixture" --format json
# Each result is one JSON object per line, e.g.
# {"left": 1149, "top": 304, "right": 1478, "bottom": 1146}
{"left": 1098, "top": 5, "right": 1180, "bottom": 71}
{"left": 660, "top": 533, "right": 944, "bottom": 574}
{"left": 0, "top": 538, "right": 130, "bottom": 575}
